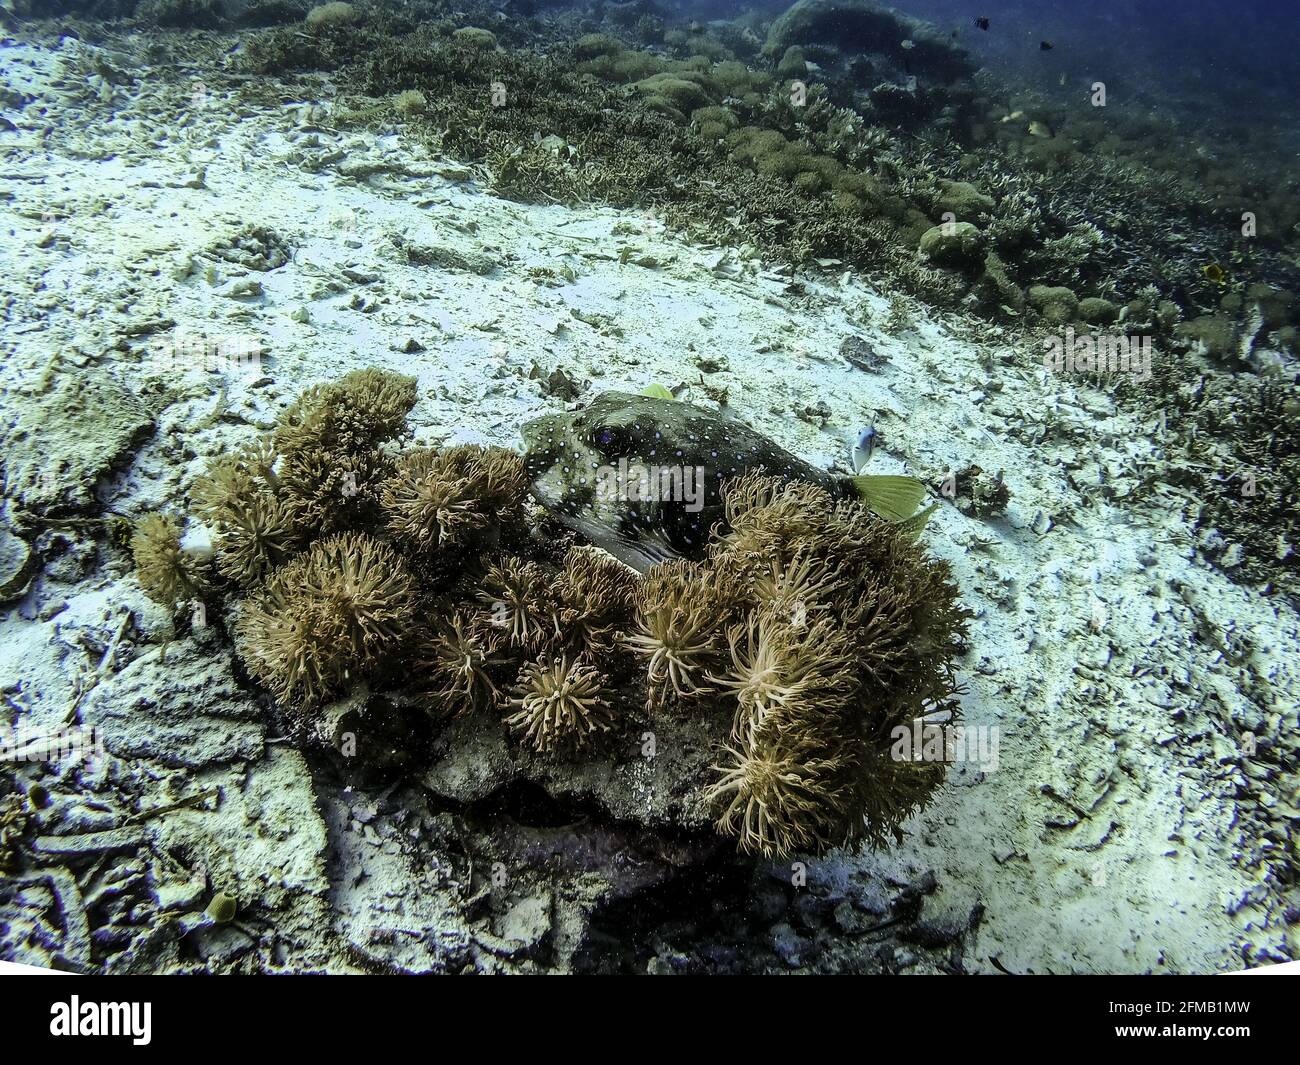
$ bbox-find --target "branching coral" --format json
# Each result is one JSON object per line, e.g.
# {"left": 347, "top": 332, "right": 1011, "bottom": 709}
{"left": 131, "top": 513, "right": 208, "bottom": 607}
{"left": 416, "top": 608, "right": 510, "bottom": 716}
{"left": 504, "top": 655, "right": 614, "bottom": 754}
{"left": 235, "top": 532, "right": 415, "bottom": 708}
{"left": 381, "top": 445, "right": 527, "bottom": 555}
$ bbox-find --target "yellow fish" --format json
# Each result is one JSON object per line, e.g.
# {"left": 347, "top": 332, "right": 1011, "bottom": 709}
{"left": 1202, "top": 263, "right": 1228, "bottom": 285}
{"left": 1027, "top": 120, "right": 1053, "bottom": 138}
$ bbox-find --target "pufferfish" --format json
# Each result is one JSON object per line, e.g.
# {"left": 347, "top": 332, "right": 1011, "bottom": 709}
{"left": 521, "top": 391, "right": 928, "bottom": 572}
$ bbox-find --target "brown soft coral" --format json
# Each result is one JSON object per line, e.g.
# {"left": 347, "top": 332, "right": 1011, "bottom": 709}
{"left": 416, "top": 608, "right": 510, "bottom": 715}
{"left": 192, "top": 443, "right": 303, "bottom": 585}
{"left": 553, "top": 546, "right": 640, "bottom": 662}
{"left": 131, "top": 513, "right": 208, "bottom": 606}
{"left": 625, "top": 559, "right": 739, "bottom": 705}
{"left": 380, "top": 445, "right": 527, "bottom": 555}
{"left": 704, "top": 739, "right": 850, "bottom": 859}
{"left": 271, "top": 369, "right": 419, "bottom": 534}
{"left": 712, "top": 612, "right": 856, "bottom": 741}
{"left": 504, "top": 655, "right": 614, "bottom": 754}
{"left": 699, "top": 473, "right": 969, "bottom": 857}
{"left": 273, "top": 368, "right": 418, "bottom": 456}
{"left": 235, "top": 532, "right": 415, "bottom": 708}
{"left": 477, "top": 556, "right": 559, "bottom": 649}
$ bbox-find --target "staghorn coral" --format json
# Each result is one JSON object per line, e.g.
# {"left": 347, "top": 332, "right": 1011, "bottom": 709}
{"left": 131, "top": 513, "right": 208, "bottom": 607}
{"left": 381, "top": 445, "right": 527, "bottom": 555}
{"left": 416, "top": 608, "right": 510, "bottom": 716}
{"left": 235, "top": 532, "right": 415, "bottom": 708}
{"left": 504, "top": 655, "right": 614, "bottom": 754}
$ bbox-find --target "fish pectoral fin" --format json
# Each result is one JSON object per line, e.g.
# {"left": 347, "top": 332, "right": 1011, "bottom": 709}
{"left": 848, "top": 474, "right": 929, "bottom": 522}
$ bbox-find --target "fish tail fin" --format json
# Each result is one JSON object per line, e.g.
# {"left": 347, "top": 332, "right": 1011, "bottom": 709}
{"left": 847, "top": 474, "right": 930, "bottom": 523}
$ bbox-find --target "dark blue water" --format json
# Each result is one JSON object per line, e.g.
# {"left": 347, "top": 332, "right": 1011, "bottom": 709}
{"left": 686, "top": 0, "right": 1300, "bottom": 136}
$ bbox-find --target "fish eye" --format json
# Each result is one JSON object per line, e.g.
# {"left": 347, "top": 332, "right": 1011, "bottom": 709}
{"left": 589, "top": 425, "right": 633, "bottom": 452}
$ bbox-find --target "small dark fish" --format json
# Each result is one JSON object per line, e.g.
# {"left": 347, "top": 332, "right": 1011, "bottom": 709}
{"left": 975, "top": 17, "right": 990, "bottom": 31}
{"left": 521, "top": 391, "right": 844, "bottom": 571}
{"left": 1040, "top": 40, "right": 1054, "bottom": 50}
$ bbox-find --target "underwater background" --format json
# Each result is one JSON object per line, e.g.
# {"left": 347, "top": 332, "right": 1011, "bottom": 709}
{"left": 0, "top": 0, "right": 1297, "bottom": 974}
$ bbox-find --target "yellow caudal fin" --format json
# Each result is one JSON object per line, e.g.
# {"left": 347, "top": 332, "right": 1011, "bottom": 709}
{"left": 848, "top": 474, "right": 929, "bottom": 522}
{"left": 896, "top": 501, "right": 939, "bottom": 541}
{"left": 641, "top": 384, "right": 676, "bottom": 400}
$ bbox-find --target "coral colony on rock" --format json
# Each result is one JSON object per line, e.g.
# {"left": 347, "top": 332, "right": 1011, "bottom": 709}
{"left": 1, "top": 0, "right": 1299, "bottom": 986}
{"left": 134, "top": 370, "right": 967, "bottom": 860}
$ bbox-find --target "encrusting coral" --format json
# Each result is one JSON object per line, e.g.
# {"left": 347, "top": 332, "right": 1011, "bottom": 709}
{"left": 147, "top": 369, "right": 968, "bottom": 862}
